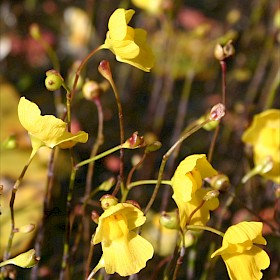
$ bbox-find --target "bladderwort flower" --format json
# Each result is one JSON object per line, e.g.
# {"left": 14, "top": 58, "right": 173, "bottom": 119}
{"left": 18, "top": 97, "right": 88, "bottom": 153}
{"left": 242, "top": 109, "right": 280, "bottom": 183}
{"left": 92, "top": 202, "right": 154, "bottom": 276}
{"left": 101, "top": 8, "right": 155, "bottom": 72}
{"left": 132, "top": 0, "right": 163, "bottom": 15}
{"left": 171, "top": 154, "right": 218, "bottom": 229}
{"left": 211, "top": 221, "right": 270, "bottom": 280}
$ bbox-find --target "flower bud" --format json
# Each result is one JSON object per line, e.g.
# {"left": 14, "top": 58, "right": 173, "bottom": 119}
{"left": 0, "top": 249, "right": 39, "bottom": 268}
{"left": 83, "top": 80, "right": 101, "bottom": 100}
{"left": 210, "top": 103, "right": 226, "bottom": 121}
{"left": 123, "top": 132, "right": 145, "bottom": 149}
{"left": 159, "top": 211, "right": 180, "bottom": 230}
{"left": 18, "top": 224, "right": 36, "bottom": 234}
{"left": 214, "top": 40, "right": 235, "bottom": 61}
{"left": 45, "top": 70, "right": 64, "bottom": 91}
{"left": 209, "top": 174, "right": 230, "bottom": 192}
{"left": 100, "top": 194, "right": 118, "bottom": 210}
{"left": 29, "top": 23, "right": 41, "bottom": 40}
{"left": 98, "top": 60, "right": 112, "bottom": 81}
{"left": 145, "top": 141, "right": 162, "bottom": 153}
{"left": 98, "top": 177, "right": 116, "bottom": 192}
{"left": 203, "top": 190, "right": 220, "bottom": 201}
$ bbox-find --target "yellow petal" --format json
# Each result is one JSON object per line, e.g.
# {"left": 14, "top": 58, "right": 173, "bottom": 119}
{"left": 108, "top": 9, "right": 135, "bottom": 41}
{"left": 18, "top": 97, "right": 88, "bottom": 149}
{"left": 221, "top": 246, "right": 270, "bottom": 280}
{"left": 102, "top": 232, "right": 154, "bottom": 276}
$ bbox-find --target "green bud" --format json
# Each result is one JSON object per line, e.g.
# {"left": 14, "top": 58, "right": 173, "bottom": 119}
{"left": 45, "top": 70, "right": 64, "bottom": 91}
{"left": 0, "top": 249, "right": 39, "bottom": 268}
{"left": 98, "top": 177, "right": 115, "bottom": 192}
{"left": 203, "top": 190, "right": 220, "bottom": 201}
{"left": 159, "top": 211, "right": 180, "bottom": 230}
{"left": 145, "top": 141, "right": 162, "bottom": 153}
{"left": 83, "top": 80, "right": 101, "bottom": 100}
{"left": 100, "top": 195, "right": 118, "bottom": 210}
{"left": 209, "top": 174, "right": 230, "bottom": 192}
{"left": 29, "top": 23, "right": 41, "bottom": 40}
{"left": 123, "top": 132, "right": 145, "bottom": 149}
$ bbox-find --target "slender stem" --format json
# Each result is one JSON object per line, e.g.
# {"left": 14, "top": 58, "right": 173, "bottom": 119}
{"left": 144, "top": 119, "right": 211, "bottom": 215}
{"left": 70, "top": 46, "right": 102, "bottom": 101}
{"left": 185, "top": 200, "right": 205, "bottom": 226}
{"left": 186, "top": 225, "right": 224, "bottom": 237}
{"left": 207, "top": 124, "right": 220, "bottom": 163}
{"left": 264, "top": 67, "right": 280, "bottom": 109}
{"left": 59, "top": 167, "right": 77, "bottom": 280}
{"left": 107, "top": 77, "right": 125, "bottom": 196}
{"left": 128, "top": 180, "right": 172, "bottom": 189}
{"left": 76, "top": 145, "right": 123, "bottom": 168}
{"left": 85, "top": 97, "right": 104, "bottom": 196}
{"left": 3, "top": 151, "right": 36, "bottom": 261}
{"left": 220, "top": 61, "right": 227, "bottom": 106}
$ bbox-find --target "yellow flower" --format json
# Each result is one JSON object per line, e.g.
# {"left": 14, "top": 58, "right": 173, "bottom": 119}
{"left": 242, "top": 109, "right": 280, "bottom": 183}
{"left": 132, "top": 0, "right": 163, "bottom": 15}
{"left": 211, "top": 222, "right": 270, "bottom": 280}
{"left": 18, "top": 97, "right": 88, "bottom": 150}
{"left": 101, "top": 8, "right": 155, "bottom": 72}
{"left": 93, "top": 203, "right": 154, "bottom": 276}
{"left": 171, "top": 154, "right": 218, "bottom": 229}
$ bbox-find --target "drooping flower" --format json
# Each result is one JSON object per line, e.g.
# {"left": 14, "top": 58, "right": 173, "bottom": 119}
{"left": 93, "top": 202, "right": 154, "bottom": 276}
{"left": 18, "top": 97, "right": 88, "bottom": 151}
{"left": 101, "top": 8, "right": 155, "bottom": 72}
{"left": 171, "top": 154, "right": 218, "bottom": 229}
{"left": 211, "top": 222, "right": 270, "bottom": 280}
{"left": 242, "top": 109, "right": 280, "bottom": 183}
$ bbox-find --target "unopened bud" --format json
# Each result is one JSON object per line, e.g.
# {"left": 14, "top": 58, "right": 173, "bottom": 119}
{"left": 100, "top": 194, "right": 118, "bottom": 210}
{"left": 209, "top": 174, "right": 230, "bottom": 192}
{"left": 29, "top": 23, "right": 41, "bottom": 40}
{"left": 203, "top": 190, "right": 220, "bottom": 201}
{"left": 123, "top": 132, "right": 145, "bottom": 149}
{"left": 210, "top": 103, "right": 225, "bottom": 121}
{"left": 145, "top": 141, "right": 162, "bottom": 153}
{"left": 159, "top": 211, "right": 180, "bottom": 230}
{"left": 91, "top": 211, "right": 100, "bottom": 224}
{"left": 98, "top": 177, "right": 115, "bottom": 192}
{"left": 83, "top": 80, "right": 101, "bottom": 100}
{"left": 45, "top": 70, "right": 64, "bottom": 91}
{"left": 0, "top": 249, "right": 39, "bottom": 268}
{"left": 98, "top": 60, "right": 112, "bottom": 81}
{"left": 18, "top": 224, "right": 36, "bottom": 234}
{"left": 214, "top": 40, "right": 235, "bottom": 61}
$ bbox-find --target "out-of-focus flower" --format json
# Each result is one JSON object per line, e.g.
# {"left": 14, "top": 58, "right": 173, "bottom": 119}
{"left": 132, "top": 0, "right": 163, "bottom": 15}
{"left": 101, "top": 8, "right": 155, "bottom": 72}
{"left": 18, "top": 97, "right": 88, "bottom": 151}
{"left": 171, "top": 154, "right": 218, "bottom": 229}
{"left": 93, "top": 202, "right": 154, "bottom": 276}
{"left": 211, "top": 222, "right": 270, "bottom": 280}
{"left": 242, "top": 109, "right": 280, "bottom": 183}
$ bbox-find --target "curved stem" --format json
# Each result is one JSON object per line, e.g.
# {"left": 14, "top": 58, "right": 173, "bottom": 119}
{"left": 186, "top": 225, "right": 224, "bottom": 237}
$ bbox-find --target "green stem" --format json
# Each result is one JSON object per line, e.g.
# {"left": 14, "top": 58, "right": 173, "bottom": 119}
{"left": 128, "top": 180, "right": 172, "bottom": 190}
{"left": 186, "top": 225, "right": 224, "bottom": 237}
{"left": 75, "top": 144, "right": 123, "bottom": 168}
